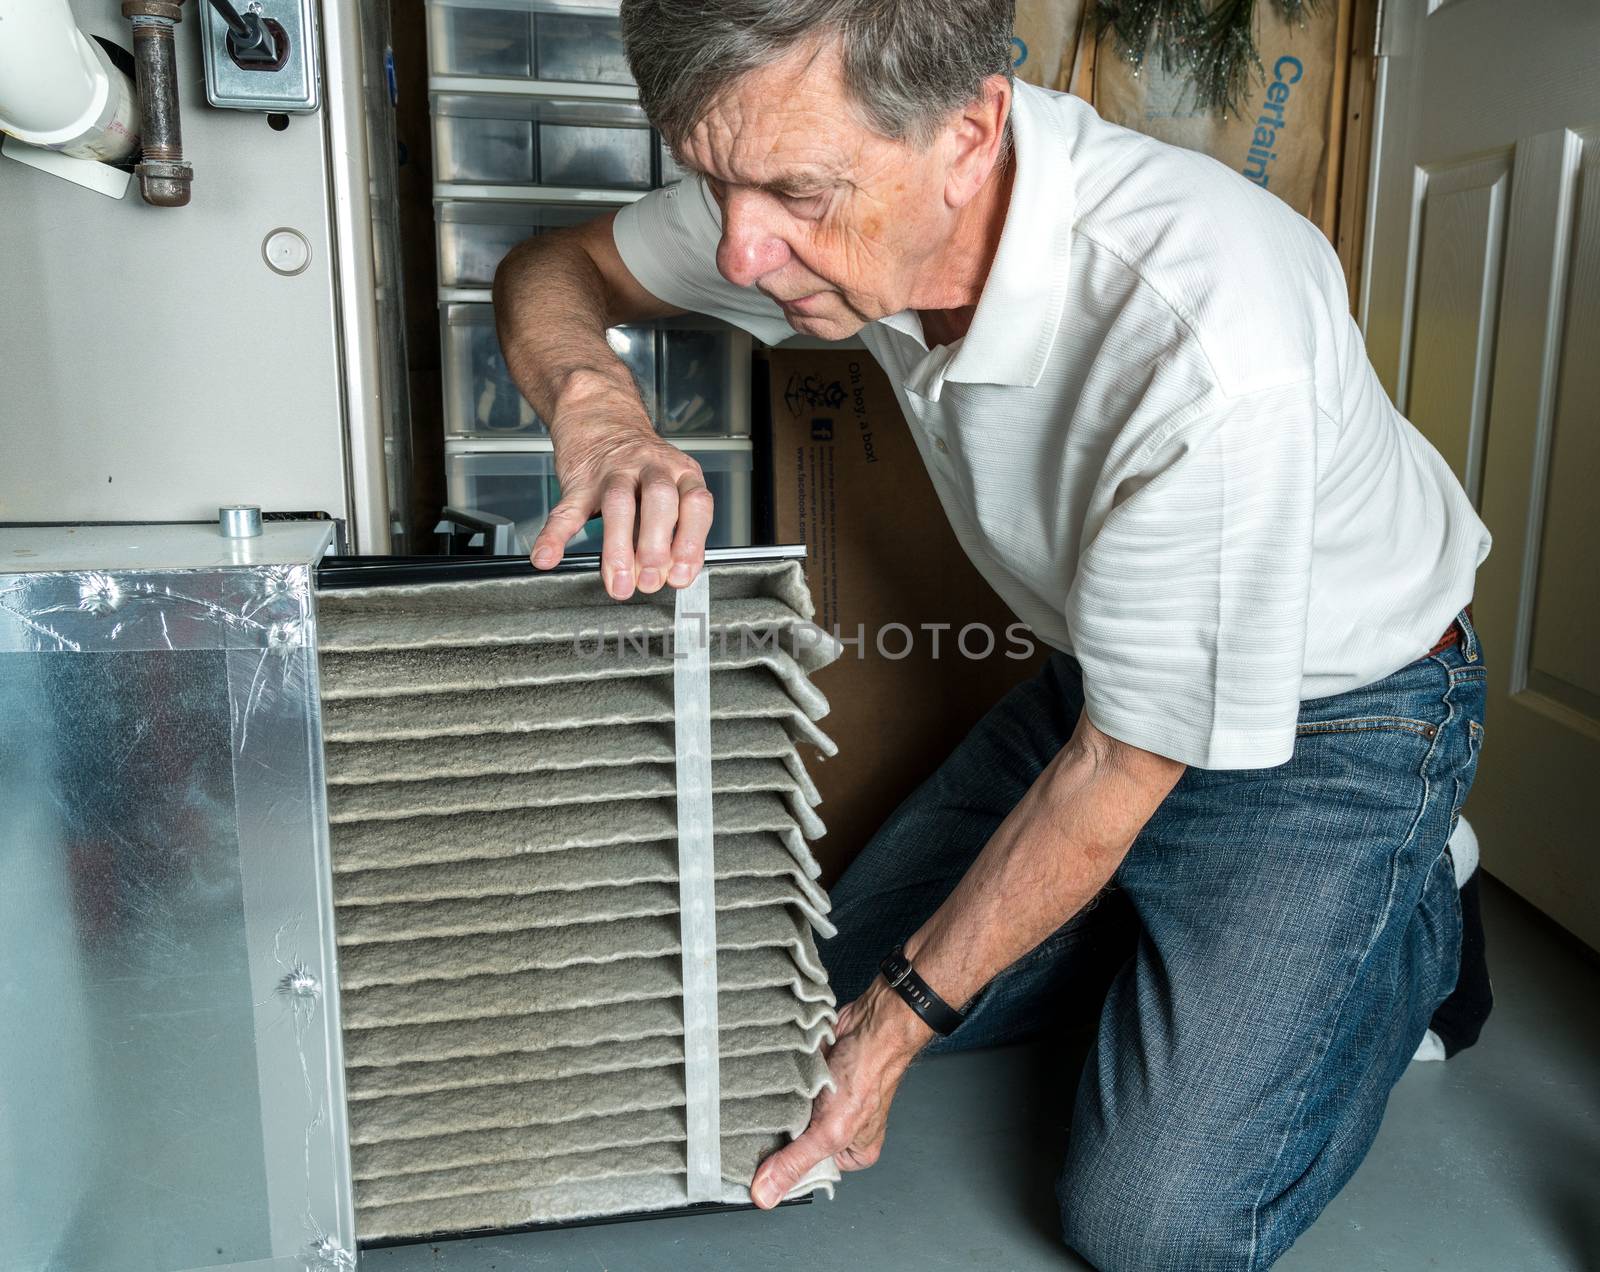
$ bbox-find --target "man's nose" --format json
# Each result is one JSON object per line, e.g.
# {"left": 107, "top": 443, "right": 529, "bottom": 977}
{"left": 716, "top": 190, "right": 791, "bottom": 289}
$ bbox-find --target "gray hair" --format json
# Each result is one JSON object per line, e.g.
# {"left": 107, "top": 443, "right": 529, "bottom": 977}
{"left": 619, "top": 0, "right": 1016, "bottom": 150}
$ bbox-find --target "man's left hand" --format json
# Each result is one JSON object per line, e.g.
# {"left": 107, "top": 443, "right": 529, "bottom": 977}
{"left": 748, "top": 982, "right": 930, "bottom": 1208}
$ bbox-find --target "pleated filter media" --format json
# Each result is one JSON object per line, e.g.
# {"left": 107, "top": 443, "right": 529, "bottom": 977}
{"left": 314, "top": 558, "right": 842, "bottom": 1243}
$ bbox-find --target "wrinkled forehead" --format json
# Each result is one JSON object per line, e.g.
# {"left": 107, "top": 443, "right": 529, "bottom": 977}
{"left": 671, "top": 40, "right": 875, "bottom": 190}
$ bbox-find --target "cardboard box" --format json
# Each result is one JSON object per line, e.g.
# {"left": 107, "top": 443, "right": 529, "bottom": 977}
{"left": 1091, "top": 4, "right": 1340, "bottom": 225}
{"left": 767, "top": 348, "right": 1047, "bottom": 885}
{"left": 1012, "top": 0, "right": 1087, "bottom": 91}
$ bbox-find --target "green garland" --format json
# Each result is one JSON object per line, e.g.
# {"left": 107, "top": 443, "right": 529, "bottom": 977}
{"left": 1095, "top": 0, "right": 1318, "bottom": 115}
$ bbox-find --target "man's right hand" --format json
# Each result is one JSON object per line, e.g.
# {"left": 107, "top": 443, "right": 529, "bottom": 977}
{"left": 535, "top": 379, "right": 714, "bottom": 601}
{"left": 493, "top": 211, "right": 701, "bottom": 601}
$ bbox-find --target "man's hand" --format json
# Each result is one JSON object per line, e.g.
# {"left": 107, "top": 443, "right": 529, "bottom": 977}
{"left": 491, "top": 212, "right": 693, "bottom": 598}
{"left": 749, "top": 714, "right": 1185, "bottom": 1208}
{"left": 749, "top": 979, "right": 931, "bottom": 1208}
{"left": 531, "top": 372, "right": 714, "bottom": 600}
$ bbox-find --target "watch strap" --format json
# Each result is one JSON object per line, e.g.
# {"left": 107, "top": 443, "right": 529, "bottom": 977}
{"left": 878, "top": 946, "right": 965, "bottom": 1037}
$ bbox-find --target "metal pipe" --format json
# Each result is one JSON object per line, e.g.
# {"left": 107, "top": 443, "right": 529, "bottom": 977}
{"left": 122, "top": 0, "right": 193, "bottom": 207}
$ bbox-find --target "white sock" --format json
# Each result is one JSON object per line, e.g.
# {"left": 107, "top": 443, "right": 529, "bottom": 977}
{"left": 1411, "top": 818, "right": 1481, "bottom": 1063}
{"left": 1449, "top": 817, "right": 1479, "bottom": 888}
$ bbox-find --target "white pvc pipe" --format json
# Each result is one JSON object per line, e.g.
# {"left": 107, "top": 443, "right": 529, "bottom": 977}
{"left": 0, "top": 0, "right": 138, "bottom": 162}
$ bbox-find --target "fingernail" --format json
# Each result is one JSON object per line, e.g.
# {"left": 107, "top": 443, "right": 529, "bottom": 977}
{"left": 612, "top": 570, "right": 633, "bottom": 597}
{"left": 668, "top": 562, "right": 692, "bottom": 586}
{"left": 533, "top": 550, "right": 555, "bottom": 569}
{"left": 752, "top": 1180, "right": 777, "bottom": 1209}
{"left": 639, "top": 568, "right": 661, "bottom": 591}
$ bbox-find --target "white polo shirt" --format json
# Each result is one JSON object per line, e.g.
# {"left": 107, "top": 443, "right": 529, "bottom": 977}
{"left": 614, "top": 82, "right": 1491, "bottom": 769}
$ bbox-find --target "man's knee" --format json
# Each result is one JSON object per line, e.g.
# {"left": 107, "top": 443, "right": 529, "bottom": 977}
{"left": 1056, "top": 1138, "right": 1260, "bottom": 1272}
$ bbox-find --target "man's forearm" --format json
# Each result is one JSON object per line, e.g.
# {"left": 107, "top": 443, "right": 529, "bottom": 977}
{"left": 747, "top": 717, "right": 1184, "bottom": 1206}
{"left": 492, "top": 227, "right": 654, "bottom": 431}
{"left": 859, "top": 716, "right": 1185, "bottom": 1061}
{"left": 490, "top": 214, "right": 703, "bottom": 590}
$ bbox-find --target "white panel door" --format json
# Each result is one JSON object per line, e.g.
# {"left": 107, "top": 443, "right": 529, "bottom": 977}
{"left": 1363, "top": 0, "right": 1600, "bottom": 948}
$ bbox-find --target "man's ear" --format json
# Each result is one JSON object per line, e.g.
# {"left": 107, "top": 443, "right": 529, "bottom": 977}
{"left": 944, "top": 74, "right": 1012, "bottom": 208}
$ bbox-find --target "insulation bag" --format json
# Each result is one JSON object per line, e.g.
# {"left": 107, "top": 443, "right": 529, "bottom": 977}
{"left": 315, "top": 555, "right": 842, "bottom": 1243}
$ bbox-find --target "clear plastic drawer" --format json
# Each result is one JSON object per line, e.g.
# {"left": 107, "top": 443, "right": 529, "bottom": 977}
{"left": 433, "top": 93, "right": 654, "bottom": 189}
{"left": 442, "top": 303, "right": 539, "bottom": 434}
{"left": 690, "top": 442, "right": 755, "bottom": 547}
{"left": 658, "top": 318, "right": 751, "bottom": 438}
{"left": 536, "top": 98, "right": 652, "bottom": 188}
{"left": 427, "top": 0, "right": 631, "bottom": 86}
{"left": 445, "top": 305, "right": 750, "bottom": 439}
{"left": 442, "top": 303, "right": 655, "bottom": 437}
{"left": 444, "top": 446, "right": 593, "bottom": 551}
{"left": 436, "top": 200, "right": 598, "bottom": 291}
{"left": 429, "top": 0, "right": 536, "bottom": 78}
{"left": 446, "top": 440, "right": 753, "bottom": 553}
{"left": 535, "top": 8, "right": 631, "bottom": 84}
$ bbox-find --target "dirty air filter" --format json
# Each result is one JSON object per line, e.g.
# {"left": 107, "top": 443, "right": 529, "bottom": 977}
{"left": 314, "top": 554, "right": 842, "bottom": 1243}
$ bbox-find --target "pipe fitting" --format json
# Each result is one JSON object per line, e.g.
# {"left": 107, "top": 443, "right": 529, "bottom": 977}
{"left": 122, "top": 0, "right": 184, "bottom": 19}
{"left": 0, "top": 0, "right": 140, "bottom": 163}
{"left": 123, "top": 0, "right": 193, "bottom": 207}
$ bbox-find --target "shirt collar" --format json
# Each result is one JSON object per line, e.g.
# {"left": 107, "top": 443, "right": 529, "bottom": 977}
{"left": 879, "top": 82, "right": 1074, "bottom": 402}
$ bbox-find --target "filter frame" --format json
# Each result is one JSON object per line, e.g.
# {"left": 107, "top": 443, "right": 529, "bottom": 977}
{"left": 316, "top": 545, "right": 806, "bottom": 590}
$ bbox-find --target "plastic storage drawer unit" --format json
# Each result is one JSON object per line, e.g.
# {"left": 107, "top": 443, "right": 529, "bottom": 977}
{"left": 445, "top": 446, "right": 585, "bottom": 550}
{"left": 443, "top": 303, "right": 655, "bottom": 436}
{"left": 688, "top": 441, "right": 756, "bottom": 546}
{"left": 433, "top": 92, "right": 656, "bottom": 189}
{"left": 658, "top": 318, "right": 752, "bottom": 438}
{"left": 446, "top": 439, "right": 754, "bottom": 553}
{"left": 444, "top": 304, "right": 751, "bottom": 439}
{"left": 436, "top": 200, "right": 616, "bottom": 291}
{"left": 427, "top": 0, "right": 632, "bottom": 86}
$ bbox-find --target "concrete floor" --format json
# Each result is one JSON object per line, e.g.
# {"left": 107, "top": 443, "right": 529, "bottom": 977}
{"left": 361, "top": 877, "right": 1600, "bottom": 1271}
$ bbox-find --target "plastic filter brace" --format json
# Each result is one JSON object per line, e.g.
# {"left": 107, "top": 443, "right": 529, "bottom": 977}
{"left": 674, "top": 569, "right": 722, "bottom": 1201}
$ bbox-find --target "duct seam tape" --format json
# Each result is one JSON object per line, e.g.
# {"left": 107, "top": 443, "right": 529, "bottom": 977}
{"left": 673, "top": 571, "right": 722, "bottom": 1200}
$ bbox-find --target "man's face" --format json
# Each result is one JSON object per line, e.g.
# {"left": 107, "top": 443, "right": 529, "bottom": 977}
{"left": 675, "top": 42, "right": 974, "bottom": 340}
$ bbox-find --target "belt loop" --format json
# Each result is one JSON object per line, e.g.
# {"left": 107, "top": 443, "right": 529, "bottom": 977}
{"left": 1459, "top": 608, "right": 1479, "bottom": 663}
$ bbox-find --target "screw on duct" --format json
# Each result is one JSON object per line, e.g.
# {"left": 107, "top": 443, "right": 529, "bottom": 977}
{"left": 219, "top": 505, "right": 263, "bottom": 538}
{"left": 122, "top": 0, "right": 194, "bottom": 207}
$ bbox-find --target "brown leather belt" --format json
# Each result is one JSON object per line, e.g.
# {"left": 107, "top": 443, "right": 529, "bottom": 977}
{"left": 1426, "top": 606, "right": 1472, "bottom": 659}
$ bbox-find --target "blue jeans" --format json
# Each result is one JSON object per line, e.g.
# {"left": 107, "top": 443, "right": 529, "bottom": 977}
{"left": 822, "top": 612, "right": 1486, "bottom": 1271}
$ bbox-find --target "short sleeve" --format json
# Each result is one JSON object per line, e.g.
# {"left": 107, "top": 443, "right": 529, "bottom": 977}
{"left": 1066, "top": 379, "right": 1319, "bottom": 770}
{"left": 612, "top": 178, "right": 796, "bottom": 346}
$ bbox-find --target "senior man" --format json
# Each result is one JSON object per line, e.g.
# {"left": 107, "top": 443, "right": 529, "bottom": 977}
{"left": 494, "top": 2, "right": 1492, "bottom": 1266}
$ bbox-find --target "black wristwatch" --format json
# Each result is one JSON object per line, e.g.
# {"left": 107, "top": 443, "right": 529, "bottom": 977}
{"left": 878, "top": 946, "right": 966, "bottom": 1036}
